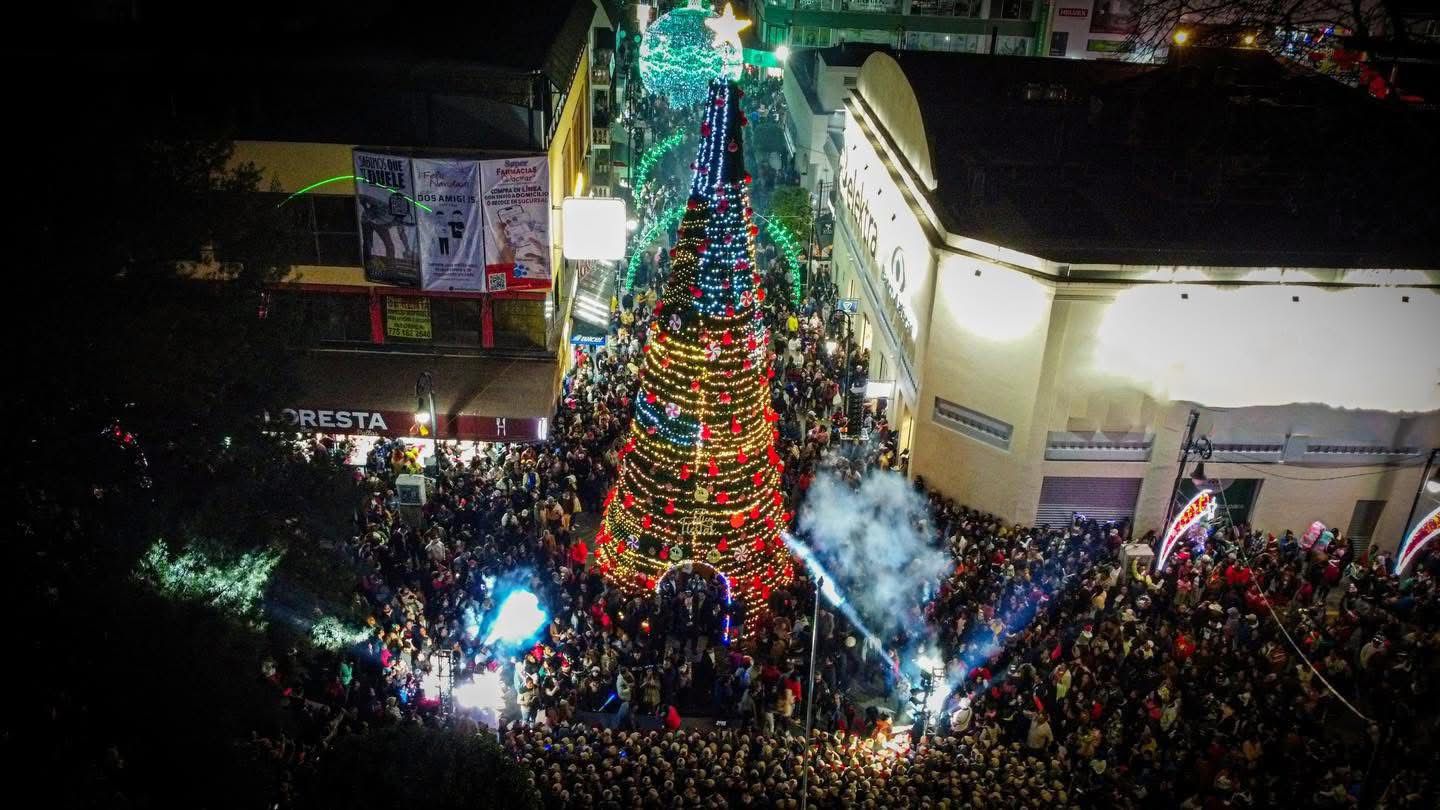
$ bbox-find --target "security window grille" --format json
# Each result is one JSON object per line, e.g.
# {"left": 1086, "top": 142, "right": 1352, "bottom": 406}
{"left": 909, "top": 0, "right": 982, "bottom": 16}
{"left": 932, "top": 398, "right": 1012, "bottom": 450}
{"left": 1345, "top": 500, "right": 1386, "bottom": 544}
{"left": 998, "top": 0, "right": 1036, "bottom": 19}
{"left": 1036, "top": 477, "right": 1143, "bottom": 528}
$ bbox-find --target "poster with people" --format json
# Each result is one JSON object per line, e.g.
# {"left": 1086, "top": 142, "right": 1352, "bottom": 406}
{"left": 1089, "top": 0, "right": 1139, "bottom": 35}
{"left": 479, "top": 156, "right": 552, "bottom": 292}
{"left": 412, "top": 158, "right": 485, "bottom": 292}
{"left": 353, "top": 151, "right": 421, "bottom": 286}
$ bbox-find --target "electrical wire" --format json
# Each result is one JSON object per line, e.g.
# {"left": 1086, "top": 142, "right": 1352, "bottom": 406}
{"left": 1258, "top": 595, "right": 1372, "bottom": 724}
{"left": 1229, "top": 460, "right": 1428, "bottom": 482}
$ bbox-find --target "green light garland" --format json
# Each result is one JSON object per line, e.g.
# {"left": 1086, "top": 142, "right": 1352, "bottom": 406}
{"left": 625, "top": 202, "right": 686, "bottom": 291}
{"left": 763, "top": 217, "right": 805, "bottom": 304}
{"left": 639, "top": 5, "right": 725, "bottom": 109}
{"left": 633, "top": 131, "right": 686, "bottom": 196}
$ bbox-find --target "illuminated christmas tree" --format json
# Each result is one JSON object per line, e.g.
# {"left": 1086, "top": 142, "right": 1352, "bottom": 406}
{"left": 596, "top": 76, "right": 793, "bottom": 626}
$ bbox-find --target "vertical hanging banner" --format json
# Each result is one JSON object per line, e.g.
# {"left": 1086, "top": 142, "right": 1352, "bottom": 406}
{"left": 480, "top": 156, "right": 552, "bottom": 292}
{"left": 354, "top": 151, "right": 421, "bottom": 286}
{"left": 413, "top": 158, "right": 485, "bottom": 292}
{"left": 1396, "top": 504, "right": 1440, "bottom": 575}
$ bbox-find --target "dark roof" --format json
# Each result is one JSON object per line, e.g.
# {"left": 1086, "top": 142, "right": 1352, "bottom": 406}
{"left": 885, "top": 48, "right": 1440, "bottom": 268}
{"left": 817, "top": 43, "right": 893, "bottom": 69}
{"left": 294, "top": 352, "right": 556, "bottom": 420}
{"left": 47, "top": 0, "right": 595, "bottom": 87}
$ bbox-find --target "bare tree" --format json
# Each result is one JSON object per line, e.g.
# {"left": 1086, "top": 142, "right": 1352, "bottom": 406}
{"left": 1122, "top": 0, "right": 1411, "bottom": 57}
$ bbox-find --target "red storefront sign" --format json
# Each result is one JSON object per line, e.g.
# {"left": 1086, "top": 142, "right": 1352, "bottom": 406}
{"left": 267, "top": 407, "right": 546, "bottom": 442}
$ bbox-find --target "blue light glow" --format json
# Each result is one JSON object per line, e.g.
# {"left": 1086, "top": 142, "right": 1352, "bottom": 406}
{"left": 484, "top": 589, "right": 548, "bottom": 646}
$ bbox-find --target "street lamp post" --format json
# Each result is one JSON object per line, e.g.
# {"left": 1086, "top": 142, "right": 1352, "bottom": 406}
{"left": 1159, "top": 408, "right": 1213, "bottom": 542}
{"left": 830, "top": 310, "right": 854, "bottom": 437}
{"left": 1399, "top": 448, "right": 1440, "bottom": 547}
{"left": 799, "top": 575, "right": 823, "bottom": 810}
{"left": 415, "top": 370, "right": 439, "bottom": 473}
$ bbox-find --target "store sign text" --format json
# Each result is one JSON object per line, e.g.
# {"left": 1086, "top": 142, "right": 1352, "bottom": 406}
{"left": 838, "top": 152, "right": 918, "bottom": 361}
{"left": 1155, "top": 490, "right": 1215, "bottom": 571}
{"left": 276, "top": 408, "right": 390, "bottom": 431}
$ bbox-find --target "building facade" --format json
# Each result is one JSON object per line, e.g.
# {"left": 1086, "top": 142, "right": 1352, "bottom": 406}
{"left": 168, "top": 0, "right": 618, "bottom": 452}
{"left": 828, "top": 49, "right": 1440, "bottom": 547}
{"left": 756, "top": 0, "right": 1136, "bottom": 59}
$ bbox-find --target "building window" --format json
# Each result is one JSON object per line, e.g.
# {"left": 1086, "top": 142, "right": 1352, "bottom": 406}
{"left": 998, "top": 0, "right": 1036, "bottom": 20}
{"left": 995, "top": 34, "right": 1033, "bottom": 54}
{"left": 839, "top": 0, "right": 900, "bottom": 12}
{"left": 843, "top": 75, "right": 858, "bottom": 88}
{"left": 492, "top": 298, "right": 547, "bottom": 350}
{"left": 218, "top": 192, "right": 361, "bottom": 267}
{"left": 297, "top": 292, "right": 371, "bottom": 344}
{"left": 792, "top": 26, "right": 833, "bottom": 47}
{"left": 904, "top": 31, "right": 982, "bottom": 52}
{"left": 909, "top": 0, "right": 981, "bottom": 16}
{"left": 1049, "top": 30, "right": 1069, "bottom": 56}
{"left": 310, "top": 195, "right": 363, "bottom": 266}
{"left": 430, "top": 298, "right": 482, "bottom": 346}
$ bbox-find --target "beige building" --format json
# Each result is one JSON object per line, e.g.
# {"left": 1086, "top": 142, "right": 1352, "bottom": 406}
{"left": 830, "top": 49, "right": 1440, "bottom": 547}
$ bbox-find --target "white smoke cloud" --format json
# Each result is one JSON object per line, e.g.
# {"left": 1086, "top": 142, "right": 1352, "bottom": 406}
{"left": 797, "top": 471, "right": 951, "bottom": 643}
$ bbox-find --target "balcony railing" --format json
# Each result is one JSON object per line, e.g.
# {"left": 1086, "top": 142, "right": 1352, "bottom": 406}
{"left": 593, "top": 127, "right": 611, "bottom": 147}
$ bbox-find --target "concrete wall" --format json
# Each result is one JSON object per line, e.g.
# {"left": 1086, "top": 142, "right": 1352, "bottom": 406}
{"left": 910, "top": 271, "right": 1440, "bottom": 548}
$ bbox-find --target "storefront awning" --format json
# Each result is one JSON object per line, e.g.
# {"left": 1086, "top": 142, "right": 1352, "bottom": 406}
{"left": 271, "top": 350, "right": 557, "bottom": 442}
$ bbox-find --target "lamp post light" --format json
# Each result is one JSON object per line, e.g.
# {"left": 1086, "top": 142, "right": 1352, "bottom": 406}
{"left": 1160, "top": 409, "right": 1213, "bottom": 545}
{"left": 799, "top": 575, "right": 823, "bottom": 810}
{"left": 415, "top": 370, "right": 439, "bottom": 472}
{"left": 830, "top": 309, "right": 854, "bottom": 436}
{"left": 1399, "top": 448, "right": 1440, "bottom": 548}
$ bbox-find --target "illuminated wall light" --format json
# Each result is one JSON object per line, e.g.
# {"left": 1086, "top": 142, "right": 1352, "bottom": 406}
{"left": 1093, "top": 285, "right": 1440, "bottom": 411}
{"left": 1173, "top": 29, "right": 1190, "bottom": 45}
{"left": 945, "top": 262, "right": 1049, "bottom": 342}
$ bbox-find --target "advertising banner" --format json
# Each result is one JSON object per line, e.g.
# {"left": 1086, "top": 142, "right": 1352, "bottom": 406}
{"left": 413, "top": 158, "right": 486, "bottom": 292}
{"left": 385, "top": 297, "right": 432, "bottom": 340}
{"left": 1090, "top": 0, "right": 1139, "bottom": 35}
{"left": 353, "top": 151, "right": 421, "bottom": 286}
{"left": 480, "top": 156, "right": 552, "bottom": 292}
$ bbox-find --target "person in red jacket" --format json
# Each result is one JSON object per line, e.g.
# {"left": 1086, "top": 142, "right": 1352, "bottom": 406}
{"left": 664, "top": 703, "right": 682, "bottom": 731}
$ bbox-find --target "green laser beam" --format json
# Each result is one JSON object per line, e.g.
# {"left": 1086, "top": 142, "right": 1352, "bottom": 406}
{"left": 276, "top": 174, "right": 433, "bottom": 212}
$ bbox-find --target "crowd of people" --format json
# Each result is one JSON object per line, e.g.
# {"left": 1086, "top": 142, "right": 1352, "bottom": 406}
{"left": 246, "top": 68, "right": 1439, "bottom": 810}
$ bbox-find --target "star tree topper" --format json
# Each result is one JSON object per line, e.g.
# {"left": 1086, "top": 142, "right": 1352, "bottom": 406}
{"left": 705, "top": 3, "right": 751, "bottom": 80}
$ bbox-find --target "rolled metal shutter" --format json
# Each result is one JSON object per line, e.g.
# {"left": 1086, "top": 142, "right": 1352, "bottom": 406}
{"left": 1035, "top": 476, "right": 1143, "bottom": 527}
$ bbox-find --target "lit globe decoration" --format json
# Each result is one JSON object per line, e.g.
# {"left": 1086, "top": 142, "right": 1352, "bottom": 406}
{"left": 640, "top": 2, "right": 750, "bottom": 109}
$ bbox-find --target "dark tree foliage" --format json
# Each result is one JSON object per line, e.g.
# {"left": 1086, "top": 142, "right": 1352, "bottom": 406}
{"left": 768, "top": 185, "right": 816, "bottom": 248}
{"left": 7, "top": 66, "right": 365, "bottom": 809}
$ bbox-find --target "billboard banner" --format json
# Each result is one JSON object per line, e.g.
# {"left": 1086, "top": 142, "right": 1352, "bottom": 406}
{"left": 480, "top": 156, "right": 552, "bottom": 292}
{"left": 413, "top": 158, "right": 486, "bottom": 292}
{"left": 385, "top": 297, "right": 432, "bottom": 340}
{"left": 1089, "top": 0, "right": 1139, "bottom": 35}
{"left": 353, "top": 151, "right": 421, "bottom": 286}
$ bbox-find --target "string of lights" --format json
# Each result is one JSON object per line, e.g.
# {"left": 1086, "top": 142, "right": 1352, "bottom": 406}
{"left": 598, "top": 78, "right": 794, "bottom": 628}
{"left": 760, "top": 215, "right": 805, "bottom": 304}
{"left": 625, "top": 202, "right": 686, "bottom": 291}
{"left": 633, "top": 131, "right": 687, "bottom": 197}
